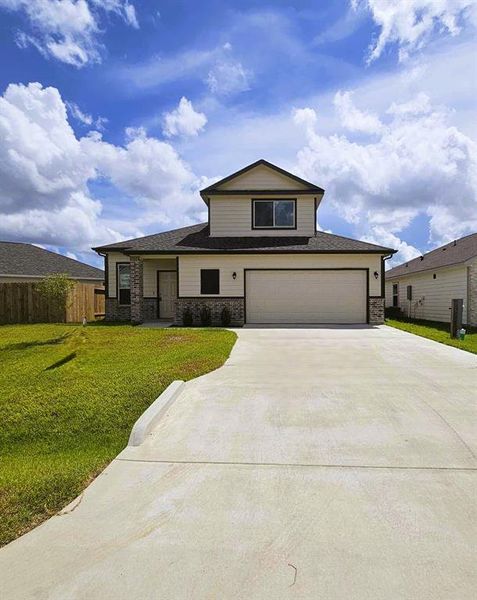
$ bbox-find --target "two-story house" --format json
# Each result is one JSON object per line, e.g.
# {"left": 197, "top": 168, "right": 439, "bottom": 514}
{"left": 93, "top": 160, "right": 396, "bottom": 325}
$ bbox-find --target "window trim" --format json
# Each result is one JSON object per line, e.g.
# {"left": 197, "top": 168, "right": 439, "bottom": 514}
{"left": 392, "top": 283, "right": 399, "bottom": 307}
{"left": 252, "top": 198, "right": 297, "bottom": 230}
{"left": 200, "top": 269, "right": 220, "bottom": 295}
{"left": 116, "top": 262, "right": 131, "bottom": 306}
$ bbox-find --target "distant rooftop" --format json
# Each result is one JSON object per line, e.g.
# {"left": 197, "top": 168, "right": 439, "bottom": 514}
{"left": 386, "top": 233, "right": 477, "bottom": 279}
{"left": 0, "top": 241, "right": 104, "bottom": 280}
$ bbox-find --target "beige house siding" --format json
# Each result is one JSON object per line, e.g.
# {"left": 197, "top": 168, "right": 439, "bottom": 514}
{"left": 178, "top": 253, "right": 382, "bottom": 297}
{"left": 217, "top": 163, "right": 310, "bottom": 190}
{"left": 209, "top": 195, "right": 316, "bottom": 237}
{"left": 385, "top": 265, "right": 468, "bottom": 323}
{"left": 143, "top": 258, "right": 176, "bottom": 297}
{"left": 107, "top": 253, "right": 176, "bottom": 298}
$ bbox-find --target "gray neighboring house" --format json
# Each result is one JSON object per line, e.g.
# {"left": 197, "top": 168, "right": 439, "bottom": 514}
{"left": 93, "top": 159, "right": 396, "bottom": 326}
{"left": 385, "top": 233, "right": 477, "bottom": 326}
{"left": 0, "top": 241, "right": 104, "bottom": 284}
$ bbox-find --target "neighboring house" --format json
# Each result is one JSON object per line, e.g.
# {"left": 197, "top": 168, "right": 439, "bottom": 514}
{"left": 385, "top": 233, "right": 477, "bottom": 326}
{"left": 0, "top": 242, "right": 104, "bottom": 284}
{"left": 93, "top": 160, "right": 396, "bottom": 326}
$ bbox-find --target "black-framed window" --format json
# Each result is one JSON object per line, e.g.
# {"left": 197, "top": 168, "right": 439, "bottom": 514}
{"left": 201, "top": 269, "right": 220, "bottom": 294}
{"left": 252, "top": 199, "right": 296, "bottom": 229}
{"left": 117, "top": 263, "right": 131, "bottom": 305}
{"left": 392, "top": 283, "right": 398, "bottom": 307}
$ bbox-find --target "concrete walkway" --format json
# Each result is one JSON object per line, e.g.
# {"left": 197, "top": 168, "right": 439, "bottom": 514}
{"left": 1, "top": 325, "right": 476, "bottom": 599}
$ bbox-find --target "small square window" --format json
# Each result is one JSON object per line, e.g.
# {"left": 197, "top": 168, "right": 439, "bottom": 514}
{"left": 201, "top": 269, "right": 220, "bottom": 294}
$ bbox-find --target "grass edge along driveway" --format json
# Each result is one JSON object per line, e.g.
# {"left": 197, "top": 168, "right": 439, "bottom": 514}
{"left": 0, "top": 323, "right": 236, "bottom": 547}
{"left": 386, "top": 318, "right": 477, "bottom": 355}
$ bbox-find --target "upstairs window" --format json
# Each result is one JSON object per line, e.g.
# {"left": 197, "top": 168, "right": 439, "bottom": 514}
{"left": 201, "top": 269, "right": 220, "bottom": 294}
{"left": 392, "top": 283, "right": 398, "bottom": 307}
{"left": 117, "top": 263, "right": 131, "bottom": 305}
{"left": 253, "top": 199, "right": 296, "bottom": 229}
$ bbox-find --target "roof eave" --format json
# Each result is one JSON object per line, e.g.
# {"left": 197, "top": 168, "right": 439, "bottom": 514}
{"left": 123, "top": 248, "right": 395, "bottom": 256}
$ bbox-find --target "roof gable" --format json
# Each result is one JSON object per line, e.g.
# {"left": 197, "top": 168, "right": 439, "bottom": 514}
{"left": 200, "top": 159, "right": 324, "bottom": 197}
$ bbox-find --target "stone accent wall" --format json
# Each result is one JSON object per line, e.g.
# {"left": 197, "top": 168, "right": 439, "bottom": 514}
{"left": 369, "top": 296, "right": 385, "bottom": 325}
{"left": 130, "top": 257, "right": 144, "bottom": 324}
{"left": 105, "top": 298, "right": 131, "bottom": 321}
{"left": 175, "top": 297, "right": 244, "bottom": 327}
{"left": 469, "top": 262, "right": 477, "bottom": 327}
{"left": 143, "top": 298, "right": 158, "bottom": 321}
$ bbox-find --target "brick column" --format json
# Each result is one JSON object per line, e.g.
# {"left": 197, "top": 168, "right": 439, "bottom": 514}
{"left": 469, "top": 262, "right": 477, "bottom": 327}
{"left": 130, "top": 256, "right": 144, "bottom": 324}
{"left": 368, "top": 297, "right": 385, "bottom": 325}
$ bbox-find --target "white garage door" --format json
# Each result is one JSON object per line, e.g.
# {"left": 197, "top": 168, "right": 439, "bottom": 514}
{"left": 245, "top": 270, "right": 367, "bottom": 324}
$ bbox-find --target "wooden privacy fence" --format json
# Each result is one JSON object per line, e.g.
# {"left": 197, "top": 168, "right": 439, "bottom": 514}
{"left": 0, "top": 282, "right": 105, "bottom": 324}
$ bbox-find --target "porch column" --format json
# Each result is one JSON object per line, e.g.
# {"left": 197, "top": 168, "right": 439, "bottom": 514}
{"left": 130, "top": 256, "right": 144, "bottom": 324}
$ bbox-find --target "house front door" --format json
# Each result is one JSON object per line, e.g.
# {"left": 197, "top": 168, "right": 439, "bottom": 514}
{"left": 157, "top": 271, "right": 177, "bottom": 319}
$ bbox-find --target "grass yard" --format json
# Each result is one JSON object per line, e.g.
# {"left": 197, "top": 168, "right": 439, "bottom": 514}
{"left": 0, "top": 323, "right": 236, "bottom": 547}
{"left": 386, "top": 318, "right": 477, "bottom": 355}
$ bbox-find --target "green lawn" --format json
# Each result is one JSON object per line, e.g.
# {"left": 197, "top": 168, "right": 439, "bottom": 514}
{"left": 386, "top": 318, "right": 477, "bottom": 354}
{"left": 0, "top": 323, "right": 236, "bottom": 547}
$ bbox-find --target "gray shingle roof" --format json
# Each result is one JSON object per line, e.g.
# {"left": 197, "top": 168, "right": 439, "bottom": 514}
{"left": 386, "top": 233, "right": 477, "bottom": 279}
{"left": 93, "top": 223, "right": 395, "bottom": 254}
{"left": 0, "top": 242, "right": 104, "bottom": 280}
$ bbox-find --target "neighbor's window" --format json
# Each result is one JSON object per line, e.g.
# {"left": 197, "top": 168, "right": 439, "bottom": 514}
{"left": 253, "top": 199, "right": 295, "bottom": 228}
{"left": 201, "top": 269, "right": 220, "bottom": 294}
{"left": 392, "top": 283, "right": 398, "bottom": 307}
{"left": 117, "top": 263, "right": 131, "bottom": 305}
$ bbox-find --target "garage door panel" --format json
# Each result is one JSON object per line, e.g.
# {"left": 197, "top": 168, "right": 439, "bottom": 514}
{"left": 246, "top": 270, "right": 367, "bottom": 324}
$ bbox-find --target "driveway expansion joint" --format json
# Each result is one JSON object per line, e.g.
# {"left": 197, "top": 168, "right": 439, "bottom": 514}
{"left": 115, "top": 458, "right": 477, "bottom": 472}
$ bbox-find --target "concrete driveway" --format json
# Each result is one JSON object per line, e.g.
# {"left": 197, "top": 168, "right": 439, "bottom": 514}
{"left": 1, "top": 325, "right": 476, "bottom": 599}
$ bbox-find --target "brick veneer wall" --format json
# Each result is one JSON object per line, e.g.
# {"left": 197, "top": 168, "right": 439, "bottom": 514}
{"left": 369, "top": 297, "right": 385, "bottom": 325}
{"left": 175, "top": 298, "right": 244, "bottom": 326}
{"left": 105, "top": 298, "right": 131, "bottom": 321}
{"left": 469, "top": 262, "right": 477, "bottom": 326}
{"left": 130, "top": 257, "right": 144, "bottom": 324}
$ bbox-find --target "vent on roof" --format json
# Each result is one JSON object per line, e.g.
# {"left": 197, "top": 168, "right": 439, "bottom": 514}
{"left": 405, "top": 263, "right": 408, "bottom": 267}
{"left": 442, "top": 247, "right": 446, "bottom": 251}
{"left": 420, "top": 256, "right": 424, "bottom": 260}
{"left": 453, "top": 240, "right": 457, "bottom": 246}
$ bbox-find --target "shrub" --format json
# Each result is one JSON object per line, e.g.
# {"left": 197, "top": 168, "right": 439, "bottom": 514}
{"left": 200, "top": 305, "right": 211, "bottom": 326}
{"left": 220, "top": 306, "right": 231, "bottom": 326}
{"left": 182, "top": 307, "right": 193, "bottom": 326}
{"left": 385, "top": 306, "right": 404, "bottom": 320}
{"left": 36, "top": 273, "right": 75, "bottom": 315}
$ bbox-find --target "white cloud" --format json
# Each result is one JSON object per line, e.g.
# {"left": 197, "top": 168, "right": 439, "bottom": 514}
{"left": 293, "top": 91, "right": 477, "bottom": 254}
{"left": 0, "top": 82, "right": 204, "bottom": 253}
{"left": 163, "top": 97, "right": 207, "bottom": 137}
{"left": 354, "top": 0, "right": 477, "bottom": 63}
{"left": 387, "top": 92, "right": 432, "bottom": 116}
{"left": 0, "top": 0, "right": 138, "bottom": 67}
{"left": 66, "top": 101, "right": 108, "bottom": 130}
{"left": 206, "top": 60, "right": 251, "bottom": 95}
{"left": 334, "top": 90, "right": 383, "bottom": 134}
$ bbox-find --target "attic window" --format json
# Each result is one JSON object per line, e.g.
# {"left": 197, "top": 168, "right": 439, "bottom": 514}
{"left": 252, "top": 199, "right": 296, "bottom": 229}
{"left": 433, "top": 273, "right": 437, "bottom": 279}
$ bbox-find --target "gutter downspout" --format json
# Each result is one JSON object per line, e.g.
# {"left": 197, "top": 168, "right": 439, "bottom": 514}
{"left": 381, "top": 253, "right": 393, "bottom": 298}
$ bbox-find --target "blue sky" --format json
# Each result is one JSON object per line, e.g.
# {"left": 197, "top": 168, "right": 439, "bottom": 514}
{"left": 0, "top": 0, "right": 476, "bottom": 267}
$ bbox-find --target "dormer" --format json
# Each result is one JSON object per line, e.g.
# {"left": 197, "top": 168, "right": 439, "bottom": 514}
{"left": 200, "top": 159, "right": 325, "bottom": 237}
